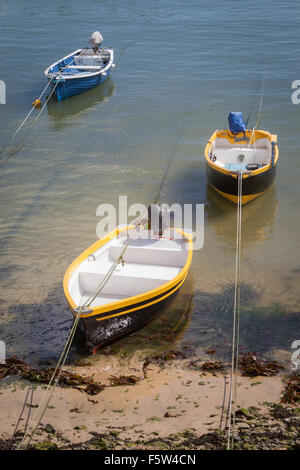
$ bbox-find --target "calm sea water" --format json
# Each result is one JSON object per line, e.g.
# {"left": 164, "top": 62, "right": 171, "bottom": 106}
{"left": 0, "top": 0, "right": 299, "bottom": 364}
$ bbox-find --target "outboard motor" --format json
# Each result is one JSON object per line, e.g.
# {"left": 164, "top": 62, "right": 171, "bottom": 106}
{"left": 147, "top": 204, "right": 170, "bottom": 236}
{"left": 89, "top": 31, "right": 103, "bottom": 53}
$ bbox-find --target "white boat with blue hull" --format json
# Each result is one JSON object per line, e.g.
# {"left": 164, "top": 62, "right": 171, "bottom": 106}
{"left": 44, "top": 47, "right": 114, "bottom": 101}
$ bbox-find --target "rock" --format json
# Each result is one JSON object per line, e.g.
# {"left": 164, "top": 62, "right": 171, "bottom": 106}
{"left": 91, "top": 438, "right": 107, "bottom": 449}
{"left": 243, "top": 443, "right": 255, "bottom": 450}
{"left": 238, "top": 423, "right": 250, "bottom": 430}
{"left": 164, "top": 410, "right": 178, "bottom": 418}
{"left": 235, "top": 408, "right": 253, "bottom": 420}
{"left": 34, "top": 441, "right": 58, "bottom": 451}
{"left": 294, "top": 440, "right": 300, "bottom": 450}
{"left": 41, "top": 424, "right": 56, "bottom": 434}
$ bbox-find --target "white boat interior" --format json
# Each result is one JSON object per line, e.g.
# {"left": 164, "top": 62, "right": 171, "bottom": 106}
{"left": 68, "top": 229, "right": 189, "bottom": 309}
{"left": 71, "top": 48, "right": 111, "bottom": 68}
{"left": 210, "top": 136, "right": 272, "bottom": 171}
{"left": 45, "top": 48, "right": 113, "bottom": 78}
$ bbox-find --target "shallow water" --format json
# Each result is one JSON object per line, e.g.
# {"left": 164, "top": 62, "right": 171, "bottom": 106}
{"left": 0, "top": 0, "right": 299, "bottom": 365}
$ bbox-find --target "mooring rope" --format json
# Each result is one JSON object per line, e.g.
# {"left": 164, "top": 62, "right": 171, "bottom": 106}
{"left": 82, "top": 129, "right": 185, "bottom": 310}
{"left": 114, "top": 47, "right": 126, "bottom": 68}
{"left": 232, "top": 172, "right": 243, "bottom": 448}
{"left": 1, "top": 80, "right": 60, "bottom": 166}
{"left": 82, "top": 123, "right": 186, "bottom": 309}
{"left": 17, "top": 124, "right": 184, "bottom": 450}
{"left": 255, "top": 75, "right": 265, "bottom": 130}
{"left": 0, "top": 81, "right": 53, "bottom": 162}
{"left": 0, "top": 37, "right": 149, "bottom": 167}
{"left": 23, "top": 386, "right": 34, "bottom": 437}
{"left": 225, "top": 77, "right": 266, "bottom": 448}
{"left": 0, "top": 49, "right": 89, "bottom": 166}
{"left": 226, "top": 171, "right": 243, "bottom": 450}
{"left": 17, "top": 306, "right": 84, "bottom": 449}
{"left": 113, "top": 33, "right": 148, "bottom": 68}
{"left": 153, "top": 129, "right": 184, "bottom": 205}
{"left": 11, "top": 384, "right": 33, "bottom": 441}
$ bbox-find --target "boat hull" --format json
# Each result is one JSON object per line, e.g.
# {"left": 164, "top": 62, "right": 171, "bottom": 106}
{"left": 204, "top": 128, "right": 279, "bottom": 205}
{"left": 64, "top": 226, "right": 193, "bottom": 353}
{"left": 206, "top": 162, "right": 277, "bottom": 205}
{"left": 79, "top": 281, "right": 184, "bottom": 352}
{"left": 49, "top": 70, "right": 111, "bottom": 101}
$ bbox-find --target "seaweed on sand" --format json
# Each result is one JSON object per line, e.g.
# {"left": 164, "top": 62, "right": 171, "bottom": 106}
{"left": 144, "top": 342, "right": 195, "bottom": 368}
{"left": 239, "top": 352, "right": 284, "bottom": 377}
{"left": 281, "top": 372, "right": 300, "bottom": 405}
{"left": 109, "top": 359, "right": 151, "bottom": 386}
{"left": 188, "top": 359, "right": 226, "bottom": 372}
{"left": 202, "top": 361, "right": 226, "bottom": 371}
{"left": 109, "top": 375, "right": 141, "bottom": 386}
{"left": 0, "top": 357, "right": 105, "bottom": 395}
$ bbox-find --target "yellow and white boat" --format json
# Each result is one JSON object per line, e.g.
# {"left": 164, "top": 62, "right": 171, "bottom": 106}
{"left": 204, "top": 112, "right": 279, "bottom": 205}
{"left": 63, "top": 224, "right": 193, "bottom": 352}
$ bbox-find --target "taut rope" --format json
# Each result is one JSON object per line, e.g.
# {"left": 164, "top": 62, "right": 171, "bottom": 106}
{"left": 226, "top": 171, "right": 243, "bottom": 450}
{"left": 0, "top": 49, "right": 88, "bottom": 166}
{"left": 17, "top": 124, "right": 184, "bottom": 449}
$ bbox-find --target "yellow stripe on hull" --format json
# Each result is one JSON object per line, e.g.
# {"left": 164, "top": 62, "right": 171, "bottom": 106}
{"left": 96, "top": 275, "right": 186, "bottom": 322}
{"left": 211, "top": 185, "right": 263, "bottom": 205}
{"left": 64, "top": 226, "right": 193, "bottom": 320}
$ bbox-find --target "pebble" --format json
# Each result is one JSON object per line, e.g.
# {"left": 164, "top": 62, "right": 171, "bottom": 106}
{"left": 164, "top": 411, "right": 178, "bottom": 418}
{"left": 238, "top": 423, "right": 250, "bottom": 430}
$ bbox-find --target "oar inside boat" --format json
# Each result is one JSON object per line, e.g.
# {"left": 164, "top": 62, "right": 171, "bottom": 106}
{"left": 204, "top": 112, "right": 279, "bottom": 205}
{"left": 63, "top": 211, "right": 193, "bottom": 352}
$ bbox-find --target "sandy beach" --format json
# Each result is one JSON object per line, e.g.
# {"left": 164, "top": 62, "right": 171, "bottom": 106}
{"left": 0, "top": 352, "right": 299, "bottom": 450}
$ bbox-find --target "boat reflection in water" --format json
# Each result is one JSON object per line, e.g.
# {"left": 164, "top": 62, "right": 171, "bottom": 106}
{"left": 206, "top": 182, "right": 278, "bottom": 249}
{"left": 46, "top": 77, "right": 115, "bottom": 129}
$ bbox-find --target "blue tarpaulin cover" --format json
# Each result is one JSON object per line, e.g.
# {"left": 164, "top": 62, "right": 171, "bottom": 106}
{"left": 228, "top": 112, "right": 246, "bottom": 134}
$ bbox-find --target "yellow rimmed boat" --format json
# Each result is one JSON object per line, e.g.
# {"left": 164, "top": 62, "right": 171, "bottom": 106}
{"left": 63, "top": 225, "right": 193, "bottom": 352}
{"left": 204, "top": 112, "right": 279, "bottom": 205}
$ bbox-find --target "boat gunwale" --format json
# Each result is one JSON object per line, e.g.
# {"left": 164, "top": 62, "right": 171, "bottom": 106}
{"left": 94, "top": 275, "right": 187, "bottom": 323}
{"left": 204, "top": 129, "right": 279, "bottom": 179}
{"left": 63, "top": 225, "right": 193, "bottom": 319}
{"left": 44, "top": 47, "right": 114, "bottom": 81}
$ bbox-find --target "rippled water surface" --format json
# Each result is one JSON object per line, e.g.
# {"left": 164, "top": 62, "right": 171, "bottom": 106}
{"left": 0, "top": 0, "right": 299, "bottom": 364}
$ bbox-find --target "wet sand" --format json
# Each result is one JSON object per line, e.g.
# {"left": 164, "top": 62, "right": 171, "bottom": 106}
{"left": 1, "top": 353, "right": 298, "bottom": 450}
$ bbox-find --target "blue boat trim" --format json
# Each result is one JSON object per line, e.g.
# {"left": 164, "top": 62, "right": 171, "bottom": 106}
{"left": 45, "top": 47, "right": 114, "bottom": 101}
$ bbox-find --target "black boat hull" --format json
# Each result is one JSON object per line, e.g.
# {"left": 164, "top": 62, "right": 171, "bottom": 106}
{"left": 79, "top": 288, "right": 179, "bottom": 352}
{"left": 206, "top": 163, "right": 277, "bottom": 204}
